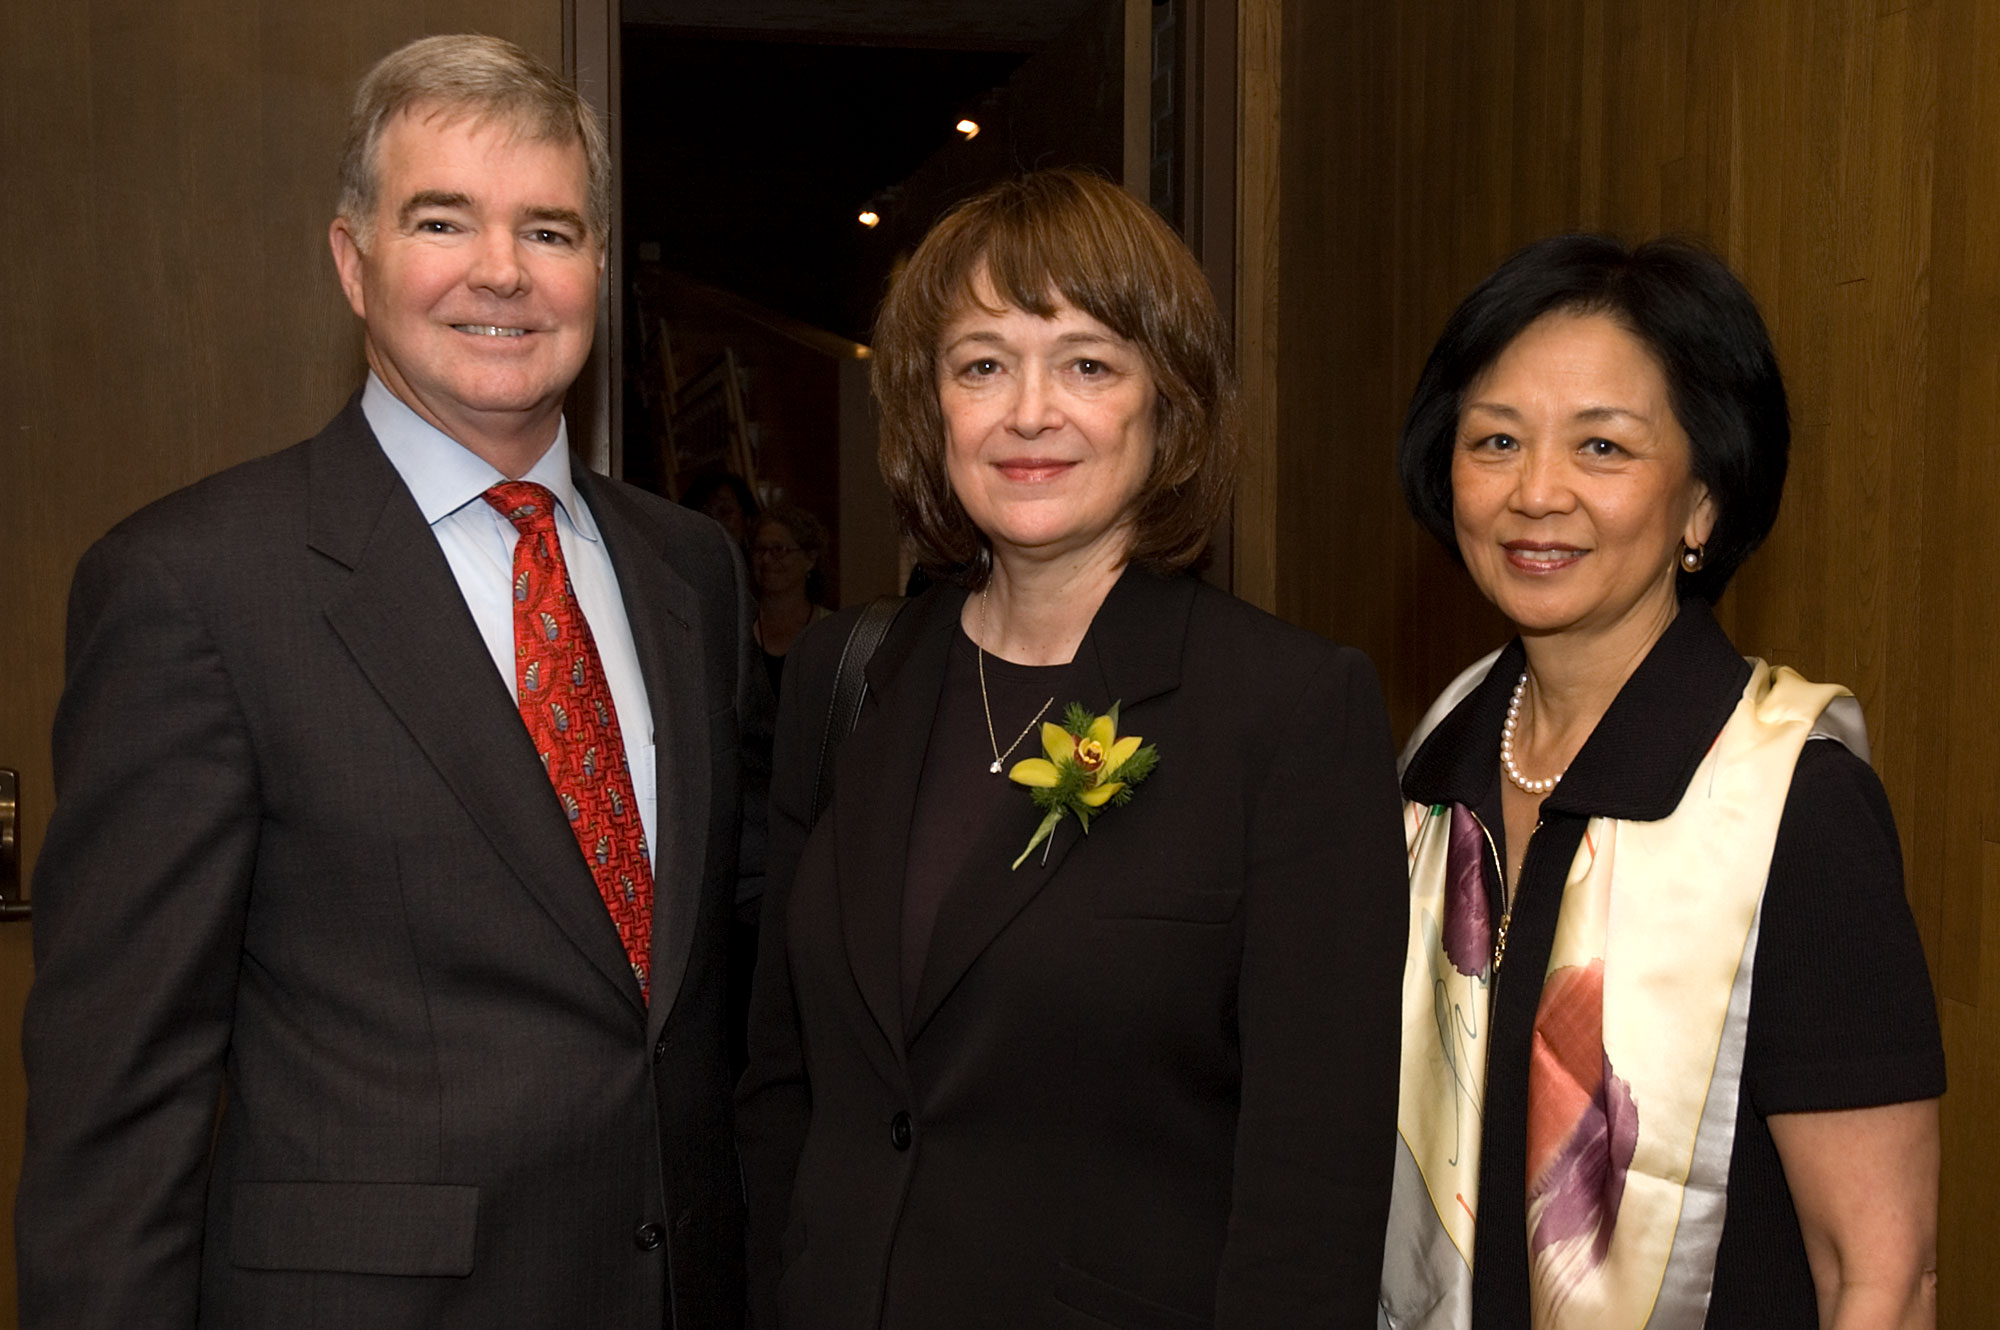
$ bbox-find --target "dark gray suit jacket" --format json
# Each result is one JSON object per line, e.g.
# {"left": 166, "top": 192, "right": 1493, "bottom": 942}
{"left": 17, "top": 400, "right": 750, "bottom": 1328}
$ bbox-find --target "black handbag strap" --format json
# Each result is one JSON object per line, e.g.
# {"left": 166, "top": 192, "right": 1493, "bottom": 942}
{"left": 810, "top": 595, "right": 906, "bottom": 828}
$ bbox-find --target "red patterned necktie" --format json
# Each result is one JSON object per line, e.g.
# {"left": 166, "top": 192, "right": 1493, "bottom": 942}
{"left": 484, "top": 481, "right": 654, "bottom": 1001}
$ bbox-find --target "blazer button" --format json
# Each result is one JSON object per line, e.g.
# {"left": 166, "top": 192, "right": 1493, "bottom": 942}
{"left": 890, "top": 1111, "right": 913, "bottom": 1151}
{"left": 652, "top": 1039, "right": 667, "bottom": 1065}
{"left": 634, "top": 1222, "right": 666, "bottom": 1251}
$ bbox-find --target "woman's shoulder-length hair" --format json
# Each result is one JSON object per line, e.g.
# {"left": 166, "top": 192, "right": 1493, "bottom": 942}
{"left": 1398, "top": 233, "right": 1790, "bottom": 602}
{"left": 872, "top": 168, "right": 1238, "bottom": 583}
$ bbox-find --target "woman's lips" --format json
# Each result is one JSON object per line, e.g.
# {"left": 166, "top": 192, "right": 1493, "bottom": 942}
{"left": 994, "top": 459, "right": 1076, "bottom": 483}
{"left": 1502, "top": 541, "right": 1586, "bottom": 573}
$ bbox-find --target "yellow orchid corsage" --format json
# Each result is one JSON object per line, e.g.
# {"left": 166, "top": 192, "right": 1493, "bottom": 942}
{"left": 1005, "top": 702, "right": 1158, "bottom": 870}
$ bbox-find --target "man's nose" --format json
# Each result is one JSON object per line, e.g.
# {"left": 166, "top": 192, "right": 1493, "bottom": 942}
{"left": 467, "top": 229, "right": 529, "bottom": 296}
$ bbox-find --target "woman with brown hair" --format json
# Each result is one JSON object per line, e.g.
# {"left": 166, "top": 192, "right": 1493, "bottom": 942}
{"left": 737, "top": 168, "right": 1408, "bottom": 1329}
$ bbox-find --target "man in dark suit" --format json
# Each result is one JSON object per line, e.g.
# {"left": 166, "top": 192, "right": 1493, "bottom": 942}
{"left": 16, "top": 34, "right": 747, "bottom": 1328}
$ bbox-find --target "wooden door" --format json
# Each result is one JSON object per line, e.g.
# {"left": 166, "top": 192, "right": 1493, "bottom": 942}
{"left": 0, "top": 2, "right": 591, "bottom": 1321}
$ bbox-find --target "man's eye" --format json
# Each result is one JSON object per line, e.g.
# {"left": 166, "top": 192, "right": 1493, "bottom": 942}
{"left": 529, "top": 229, "right": 574, "bottom": 246}
{"left": 415, "top": 219, "right": 456, "bottom": 234}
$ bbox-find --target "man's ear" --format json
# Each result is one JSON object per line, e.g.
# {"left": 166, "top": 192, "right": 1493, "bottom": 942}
{"left": 328, "top": 217, "right": 369, "bottom": 320}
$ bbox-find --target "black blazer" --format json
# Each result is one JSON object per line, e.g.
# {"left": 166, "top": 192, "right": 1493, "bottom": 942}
{"left": 737, "top": 568, "right": 1406, "bottom": 1330}
{"left": 17, "top": 400, "right": 749, "bottom": 1329}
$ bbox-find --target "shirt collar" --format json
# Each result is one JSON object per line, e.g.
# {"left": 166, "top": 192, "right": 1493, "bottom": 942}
{"left": 361, "top": 373, "right": 599, "bottom": 543}
{"left": 1401, "top": 599, "right": 1751, "bottom": 822}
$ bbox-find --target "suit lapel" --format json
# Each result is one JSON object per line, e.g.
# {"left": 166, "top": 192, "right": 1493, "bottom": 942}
{"left": 830, "top": 588, "right": 963, "bottom": 1059}
{"left": 578, "top": 470, "right": 709, "bottom": 1037}
{"left": 308, "top": 404, "right": 643, "bottom": 1013}
{"left": 906, "top": 568, "right": 1196, "bottom": 1043}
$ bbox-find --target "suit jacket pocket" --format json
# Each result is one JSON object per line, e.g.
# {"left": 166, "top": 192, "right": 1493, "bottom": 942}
{"left": 774, "top": 1223, "right": 815, "bottom": 1328}
{"left": 1053, "top": 1261, "right": 1210, "bottom": 1330}
{"left": 779, "top": 1212, "right": 808, "bottom": 1266}
{"left": 231, "top": 1180, "right": 479, "bottom": 1276}
{"left": 1091, "top": 884, "right": 1239, "bottom": 924}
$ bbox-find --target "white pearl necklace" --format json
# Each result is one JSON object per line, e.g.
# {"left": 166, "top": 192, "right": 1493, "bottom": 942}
{"left": 1501, "top": 671, "right": 1565, "bottom": 795}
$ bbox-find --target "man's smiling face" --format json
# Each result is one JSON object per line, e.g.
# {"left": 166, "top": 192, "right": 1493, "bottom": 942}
{"left": 330, "top": 105, "right": 601, "bottom": 460}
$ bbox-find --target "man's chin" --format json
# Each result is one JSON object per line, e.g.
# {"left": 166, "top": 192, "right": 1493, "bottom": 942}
{"left": 430, "top": 370, "right": 573, "bottom": 421}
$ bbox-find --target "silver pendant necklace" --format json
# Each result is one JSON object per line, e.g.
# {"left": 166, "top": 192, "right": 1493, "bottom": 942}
{"left": 976, "top": 588, "right": 1055, "bottom": 776}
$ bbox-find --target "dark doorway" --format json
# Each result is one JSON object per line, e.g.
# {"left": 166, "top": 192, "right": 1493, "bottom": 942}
{"left": 618, "top": 0, "right": 1148, "bottom": 605}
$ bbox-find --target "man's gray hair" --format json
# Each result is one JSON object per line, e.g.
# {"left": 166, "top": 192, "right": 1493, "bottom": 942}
{"left": 337, "top": 34, "right": 610, "bottom": 247}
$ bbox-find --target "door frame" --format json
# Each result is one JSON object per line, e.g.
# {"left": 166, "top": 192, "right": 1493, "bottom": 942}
{"left": 1232, "top": 0, "right": 1278, "bottom": 613}
{"left": 565, "top": 0, "right": 623, "bottom": 476}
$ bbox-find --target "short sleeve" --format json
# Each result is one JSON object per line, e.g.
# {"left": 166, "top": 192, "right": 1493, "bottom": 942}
{"left": 1743, "top": 738, "right": 1946, "bottom": 1114}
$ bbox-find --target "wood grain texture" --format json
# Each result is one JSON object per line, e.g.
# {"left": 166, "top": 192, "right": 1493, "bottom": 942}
{"left": 1125, "top": 0, "right": 1153, "bottom": 197}
{"left": 0, "top": 4, "right": 563, "bottom": 1323}
{"left": 1231, "top": 0, "right": 1281, "bottom": 613}
{"left": 1269, "top": 0, "right": 1992, "bottom": 1319}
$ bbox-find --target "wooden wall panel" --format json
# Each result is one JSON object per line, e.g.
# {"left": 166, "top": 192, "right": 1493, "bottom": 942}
{"left": 1270, "top": 0, "right": 1996, "bottom": 1320}
{"left": 1233, "top": 0, "right": 1281, "bottom": 612}
{"left": 0, "top": 4, "right": 564, "bottom": 1324}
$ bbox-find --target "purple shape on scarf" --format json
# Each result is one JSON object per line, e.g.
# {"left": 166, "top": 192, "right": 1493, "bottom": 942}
{"left": 1444, "top": 803, "right": 1492, "bottom": 977}
{"left": 1530, "top": 1049, "right": 1639, "bottom": 1265}
{"left": 1526, "top": 959, "right": 1641, "bottom": 1311}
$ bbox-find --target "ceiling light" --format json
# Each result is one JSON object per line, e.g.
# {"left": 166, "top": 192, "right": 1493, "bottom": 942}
{"left": 956, "top": 119, "right": 980, "bottom": 140}
{"left": 858, "top": 210, "right": 880, "bottom": 228}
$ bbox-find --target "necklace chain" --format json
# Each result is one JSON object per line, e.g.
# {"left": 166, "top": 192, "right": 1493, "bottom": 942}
{"left": 1500, "top": 671, "right": 1566, "bottom": 796}
{"left": 976, "top": 589, "right": 1056, "bottom": 776}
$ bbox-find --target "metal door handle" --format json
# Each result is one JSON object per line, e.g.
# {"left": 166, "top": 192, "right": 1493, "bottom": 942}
{"left": 1, "top": 768, "right": 27, "bottom": 921}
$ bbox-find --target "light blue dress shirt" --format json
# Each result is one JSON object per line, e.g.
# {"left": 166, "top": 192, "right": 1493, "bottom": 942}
{"left": 363, "top": 375, "right": 658, "bottom": 868}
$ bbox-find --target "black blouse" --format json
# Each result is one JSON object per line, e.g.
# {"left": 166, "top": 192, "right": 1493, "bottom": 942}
{"left": 900, "top": 631, "right": 1076, "bottom": 1028}
{"left": 1401, "top": 600, "right": 1945, "bottom": 1328}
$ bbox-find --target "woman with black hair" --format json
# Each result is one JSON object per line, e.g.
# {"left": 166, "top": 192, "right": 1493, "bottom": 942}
{"left": 683, "top": 469, "right": 761, "bottom": 548}
{"left": 1380, "top": 236, "right": 1942, "bottom": 1330}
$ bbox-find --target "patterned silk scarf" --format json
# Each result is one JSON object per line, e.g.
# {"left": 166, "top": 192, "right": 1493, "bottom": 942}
{"left": 1379, "top": 659, "right": 1857, "bottom": 1330}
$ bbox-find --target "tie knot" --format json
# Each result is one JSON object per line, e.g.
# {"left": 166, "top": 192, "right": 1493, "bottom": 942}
{"left": 484, "top": 481, "right": 558, "bottom": 536}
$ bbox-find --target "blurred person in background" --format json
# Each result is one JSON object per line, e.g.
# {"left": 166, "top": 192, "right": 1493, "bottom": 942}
{"left": 751, "top": 500, "right": 832, "bottom": 695}
{"left": 684, "top": 468, "right": 761, "bottom": 548}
